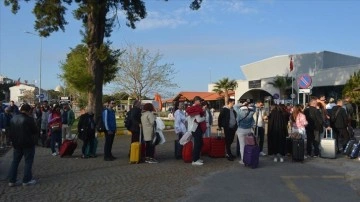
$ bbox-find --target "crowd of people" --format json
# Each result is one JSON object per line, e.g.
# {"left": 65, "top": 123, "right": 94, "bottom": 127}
{"left": 173, "top": 95, "right": 356, "bottom": 166}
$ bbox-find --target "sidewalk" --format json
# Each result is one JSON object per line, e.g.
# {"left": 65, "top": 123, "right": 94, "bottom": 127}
{"left": 0, "top": 128, "right": 359, "bottom": 201}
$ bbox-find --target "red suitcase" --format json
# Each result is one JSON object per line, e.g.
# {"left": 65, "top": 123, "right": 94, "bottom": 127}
{"left": 209, "top": 129, "right": 225, "bottom": 158}
{"left": 201, "top": 137, "right": 211, "bottom": 155}
{"left": 59, "top": 139, "right": 77, "bottom": 157}
{"left": 182, "top": 141, "right": 193, "bottom": 163}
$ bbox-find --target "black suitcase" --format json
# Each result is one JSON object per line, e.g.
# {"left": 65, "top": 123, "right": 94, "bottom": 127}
{"left": 292, "top": 139, "right": 304, "bottom": 162}
{"left": 286, "top": 137, "right": 292, "bottom": 155}
{"left": 349, "top": 143, "right": 360, "bottom": 159}
{"left": 344, "top": 139, "right": 356, "bottom": 156}
{"left": 175, "top": 140, "right": 183, "bottom": 159}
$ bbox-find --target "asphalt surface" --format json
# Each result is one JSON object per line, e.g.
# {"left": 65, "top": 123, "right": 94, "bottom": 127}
{"left": 0, "top": 128, "right": 359, "bottom": 202}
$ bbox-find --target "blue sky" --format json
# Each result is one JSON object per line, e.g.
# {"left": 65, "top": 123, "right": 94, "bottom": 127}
{"left": 1, "top": 0, "right": 360, "bottom": 97}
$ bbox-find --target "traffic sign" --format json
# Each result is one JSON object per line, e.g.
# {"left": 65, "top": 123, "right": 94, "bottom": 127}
{"left": 298, "top": 74, "right": 312, "bottom": 89}
{"left": 39, "top": 94, "right": 44, "bottom": 99}
{"left": 273, "top": 93, "right": 280, "bottom": 99}
{"left": 299, "top": 88, "right": 311, "bottom": 93}
{"left": 290, "top": 93, "right": 296, "bottom": 99}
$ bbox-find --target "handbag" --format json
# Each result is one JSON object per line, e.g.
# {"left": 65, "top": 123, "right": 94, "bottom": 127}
{"left": 245, "top": 133, "right": 256, "bottom": 145}
{"left": 289, "top": 132, "right": 302, "bottom": 140}
{"left": 51, "top": 123, "right": 61, "bottom": 132}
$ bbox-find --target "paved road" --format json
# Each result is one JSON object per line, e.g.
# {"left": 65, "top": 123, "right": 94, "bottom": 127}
{"left": 0, "top": 128, "right": 359, "bottom": 202}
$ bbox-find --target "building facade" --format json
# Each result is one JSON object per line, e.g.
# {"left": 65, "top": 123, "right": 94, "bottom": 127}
{"left": 9, "top": 84, "right": 48, "bottom": 104}
{"left": 209, "top": 51, "right": 360, "bottom": 105}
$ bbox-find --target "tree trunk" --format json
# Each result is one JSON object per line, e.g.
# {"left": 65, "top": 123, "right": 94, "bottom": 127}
{"left": 87, "top": 2, "right": 107, "bottom": 122}
{"left": 224, "top": 91, "right": 229, "bottom": 105}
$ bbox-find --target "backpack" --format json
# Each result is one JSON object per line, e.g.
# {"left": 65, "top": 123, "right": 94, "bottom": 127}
{"left": 330, "top": 107, "right": 341, "bottom": 125}
{"left": 96, "top": 109, "right": 107, "bottom": 132}
{"left": 124, "top": 110, "right": 132, "bottom": 130}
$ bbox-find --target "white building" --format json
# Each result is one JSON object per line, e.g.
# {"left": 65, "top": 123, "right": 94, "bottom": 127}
{"left": 209, "top": 51, "right": 360, "bottom": 104}
{"left": 9, "top": 84, "right": 48, "bottom": 104}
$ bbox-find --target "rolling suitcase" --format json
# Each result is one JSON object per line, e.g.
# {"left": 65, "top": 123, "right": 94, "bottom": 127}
{"left": 182, "top": 141, "right": 193, "bottom": 163}
{"left": 320, "top": 128, "right": 336, "bottom": 159}
{"left": 286, "top": 137, "right": 292, "bottom": 155}
{"left": 59, "top": 135, "right": 78, "bottom": 157}
{"left": 201, "top": 137, "right": 211, "bottom": 155}
{"left": 344, "top": 139, "right": 356, "bottom": 156}
{"left": 243, "top": 145, "right": 260, "bottom": 169}
{"left": 175, "top": 140, "right": 183, "bottom": 159}
{"left": 292, "top": 139, "right": 304, "bottom": 162}
{"left": 130, "top": 127, "right": 143, "bottom": 164}
{"left": 349, "top": 142, "right": 360, "bottom": 159}
{"left": 209, "top": 129, "right": 226, "bottom": 158}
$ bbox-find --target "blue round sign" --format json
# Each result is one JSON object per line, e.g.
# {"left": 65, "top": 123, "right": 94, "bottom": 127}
{"left": 39, "top": 94, "right": 44, "bottom": 99}
{"left": 298, "top": 74, "right": 312, "bottom": 89}
{"left": 273, "top": 93, "right": 280, "bottom": 99}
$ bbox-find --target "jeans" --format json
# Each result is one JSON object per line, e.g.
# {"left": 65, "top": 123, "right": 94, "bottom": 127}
{"left": 51, "top": 130, "right": 62, "bottom": 153}
{"left": 104, "top": 131, "right": 115, "bottom": 158}
{"left": 256, "top": 127, "right": 265, "bottom": 152}
{"left": 8, "top": 146, "right": 35, "bottom": 183}
{"left": 306, "top": 130, "right": 320, "bottom": 156}
{"left": 224, "top": 127, "right": 237, "bottom": 156}
{"left": 204, "top": 126, "right": 211, "bottom": 137}
{"left": 82, "top": 138, "right": 95, "bottom": 156}
{"left": 192, "top": 127, "right": 203, "bottom": 162}
{"left": 145, "top": 141, "right": 155, "bottom": 158}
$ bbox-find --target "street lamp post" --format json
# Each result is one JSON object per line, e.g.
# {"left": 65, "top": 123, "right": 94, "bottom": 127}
{"left": 25, "top": 31, "right": 42, "bottom": 103}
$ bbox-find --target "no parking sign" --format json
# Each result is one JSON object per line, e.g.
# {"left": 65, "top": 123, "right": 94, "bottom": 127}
{"left": 298, "top": 74, "right": 312, "bottom": 89}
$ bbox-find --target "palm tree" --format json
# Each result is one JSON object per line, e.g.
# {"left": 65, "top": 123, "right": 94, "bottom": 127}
{"left": 213, "top": 78, "right": 238, "bottom": 104}
{"left": 268, "top": 74, "right": 293, "bottom": 99}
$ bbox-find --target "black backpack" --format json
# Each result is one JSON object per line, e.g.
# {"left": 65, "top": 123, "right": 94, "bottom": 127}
{"left": 124, "top": 110, "right": 132, "bottom": 130}
{"left": 96, "top": 109, "right": 107, "bottom": 132}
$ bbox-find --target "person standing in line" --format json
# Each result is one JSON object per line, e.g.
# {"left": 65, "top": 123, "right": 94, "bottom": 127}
{"left": 40, "top": 101, "right": 51, "bottom": 147}
{"left": 253, "top": 100, "right": 267, "bottom": 156}
{"left": 48, "top": 105, "right": 62, "bottom": 156}
{"left": 304, "top": 97, "right": 323, "bottom": 157}
{"left": 186, "top": 96, "right": 206, "bottom": 166}
{"left": 129, "top": 100, "right": 142, "bottom": 143}
{"left": 61, "top": 103, "right": 75, "bottom": 142}
{"left": 202, "top": 101, "right": 213, "bottom": 138}
{"left": 267, "top": 105, "right": 288, "bottom": 162}
{"left": 218, "top": 98, "right": 237, "bottom": 161}
{"left": 8, "top": 103, "right": 38, "bottom": 187}
{"left": 9, "top": 100, "right": 19, "bottom": 116}
{"left": 141, "top": 103, "right": 158, "bottom": 163}
{"left": 331, "top": 99, "right": 349, "bottom": 153}
{"left": 174, "top": 102, "right": 187, "bottom": 140}
{"left": 78, "top": 107, "right": 96, "bottom": 158}
{"left": 103, "top": 101, "right": 117, "bottom": 161}
{"left": 235, "top": 101, "right": 255, "bottom": 165}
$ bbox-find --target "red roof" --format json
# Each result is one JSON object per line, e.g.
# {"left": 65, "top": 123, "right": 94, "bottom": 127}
{"left": 173, "top": 91, "right": 235, "bottom": 102}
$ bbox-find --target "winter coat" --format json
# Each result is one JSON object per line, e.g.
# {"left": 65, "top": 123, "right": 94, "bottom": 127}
{"left": 141, "top": 111, "right": 156, "bottom": 141}
{"left": 10, "top": 112, "right": 38, "bottom": 149}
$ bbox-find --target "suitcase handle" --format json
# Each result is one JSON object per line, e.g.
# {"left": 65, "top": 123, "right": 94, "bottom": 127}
{"left": 216, "top": 128, "right": 222, "bottom": 137}
{"left": 325, "top": 128, "right": 333, "bottom": 139}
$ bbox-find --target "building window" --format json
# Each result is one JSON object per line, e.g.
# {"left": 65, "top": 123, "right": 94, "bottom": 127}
{"left": 19, "top": 89, "right": 26, "bottom": 94}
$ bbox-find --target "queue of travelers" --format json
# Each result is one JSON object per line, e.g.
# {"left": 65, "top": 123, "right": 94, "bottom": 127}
{"left": 3, "top": 94, "right": 357, "bottom": 188}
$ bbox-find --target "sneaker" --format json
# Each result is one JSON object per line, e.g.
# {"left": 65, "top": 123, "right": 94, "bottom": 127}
{"left": 226, "top": 154, "right": 234, "bottom": 161}
{"left": 260, "top": 152, "right": 267, "bottom": 156}
{"left": 147, "top": 158, "right": 158, "bottom": 164}
{"left": 198, "top": 159, "right": 204, "bottom": 163}
{"left": 304, "top": 156, "right": 308, "bottom": 159}
{"left": 239, "top": 161, "right": 244, "bottom": 165}
{"left": 274, "top": 157, "right": 278, "bottom": 162}
{"left": 280, "top": 157, "right": 284, "bottom": 163}
{"left": 313, "top": 155, "right": 318, "bottom": 158}
{"left": 192, "top": 160, "right": 204, "bottom": 166}
{"left": 23, "top": 179, "right": 37, "bottom": 186}
{"left": 52, "top": 152, "right": 57, "bottom": 156}
{"left": 8, "top": 181, "right": 21, "bottom": 187}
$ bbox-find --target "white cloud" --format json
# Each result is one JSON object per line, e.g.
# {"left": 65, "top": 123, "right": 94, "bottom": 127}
{"left": 220, "top": 0, "right": 258, "bottom": 14}
{"left": 136, "top": 11, "right": 187, "bottom": 30}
